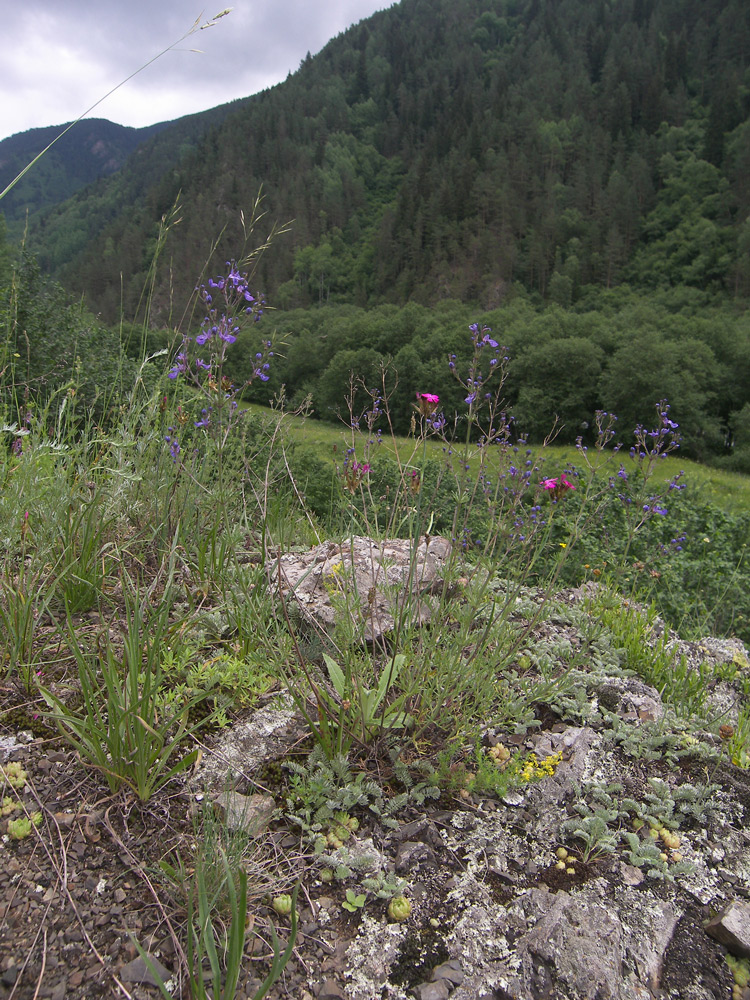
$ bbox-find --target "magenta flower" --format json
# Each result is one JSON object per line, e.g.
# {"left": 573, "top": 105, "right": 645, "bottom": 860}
{"left": 541, "top": 475, "right": 575, "bottom": 500}
{"left": 416, "top": 392, "right": 440, "bottom": 416}
{"left": 343, "top": 459, "right": 370, "bottom": 492}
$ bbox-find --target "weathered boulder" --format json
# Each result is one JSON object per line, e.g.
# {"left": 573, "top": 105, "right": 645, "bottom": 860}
{"left": 272, "top": 535, "right": 452, "bottom": 644}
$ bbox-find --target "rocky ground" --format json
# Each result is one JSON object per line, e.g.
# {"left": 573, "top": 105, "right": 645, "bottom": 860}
{"left": 2, "top": 578, "right": 750, "bottom": 1000}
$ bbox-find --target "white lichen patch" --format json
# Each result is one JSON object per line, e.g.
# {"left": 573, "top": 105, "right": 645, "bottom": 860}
{"left": 344, "top": 914, "right": 410, "bottom": 1000}
{"left": 191, "top": 701, "right": 297, "bottom": 790}
{"left": 448, "top": 809, "right": 475, "bottom": 831}
{"left": 445, "top": 801, "right": 566, "bottom": 882}
{"left": 0, "top": 736, "right": 23, "bottom": 762}
{"left": 445, "top": 867, "right": 495, "bottom": 911}
{"left": 448, "top": 903, "right": 517, "bottom": 976}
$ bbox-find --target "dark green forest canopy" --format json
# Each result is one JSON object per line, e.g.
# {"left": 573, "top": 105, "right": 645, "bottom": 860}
{"left": 233, "top": 290, "right": 750, "bottom": 465}
{"left": 16, "top": 0, "right": 750, "bottom": 320}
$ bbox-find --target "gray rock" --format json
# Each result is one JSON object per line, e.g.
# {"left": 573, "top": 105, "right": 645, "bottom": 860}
{"left": 412, "top": 981, "right": 451, "bottom": 1000}
{"left": 620, "top": 862, "right": 646, "bottom": 886}
{"left": 191, "top": 701, "right": 297, "bottom": 790}
{"left": 213, "top": 790, "right": 276, "bottom": 836}
{"left": 675, "top": 635, "right": 748, "bottom": 671}
{"left": 330, "top": 836, "right": 389, "bottom": 874}
{"left": 514, "top": 887, "right": 625, "bottom": 997}
{"left": 594, "top": 675, "right": 663, "bottom": 722}
{"left": 273, "top": 535, "right": 451, "bottom": 643}
{"left": 0, "top": 736, "right": 22, "bottom": 762}
{"left": 316, "top": 978, "right": 347, "bottom": 998}
{"left": 345, "top": 915, "right": 409, "bottom": 999}
{"left": 431, "top": 960, "right": 465, "bottom": 985}
{"left": 498, "top": 884, "right": 680, "bottom": 1000}
{"left": 705, "top": 899, "right": 750, "bottom": 959}
{"left": 395, "top": 840, "right": 438, "bottom": 872}
{"left": 528, "top": 725, "right": 604, "bottom": 790}
{"left": 396, "top": 818, "right": 443, "bottom": 848}
{"left": 1, "top": 967, "right": 18, "bottom": 987}
{"left": 119, "top": 954, "right": 171, "bottom": 986}
{"left": 621, "top": 890, "right": 681, "bottom": 991}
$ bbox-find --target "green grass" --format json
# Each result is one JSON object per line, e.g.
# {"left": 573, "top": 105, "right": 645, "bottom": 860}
{"left": 548, "top": 444, "right": 750, "bottom": 513}
{"left": 249, "top": 402, "right": 750, "bottom": 515}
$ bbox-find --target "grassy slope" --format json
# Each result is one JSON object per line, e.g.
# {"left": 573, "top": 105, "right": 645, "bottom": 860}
{"left": 249, "top": 403, "right": 750, "bottom": 514}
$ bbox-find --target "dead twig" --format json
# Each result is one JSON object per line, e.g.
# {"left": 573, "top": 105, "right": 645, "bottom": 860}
{"left": 30, "top": 928, "right": 48, "bottom": 1000}
{"left": 7, "top": 903, "right": 52, "bottom": 1000}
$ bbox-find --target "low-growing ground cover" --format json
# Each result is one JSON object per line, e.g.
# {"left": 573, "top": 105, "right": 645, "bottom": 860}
{"left": 2, "top": 258, "right": 750, "bottom": 999}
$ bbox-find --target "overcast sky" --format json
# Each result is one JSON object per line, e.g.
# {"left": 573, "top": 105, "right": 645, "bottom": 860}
{"left": 1, "top": 1, "right": 391, "bottom": 143}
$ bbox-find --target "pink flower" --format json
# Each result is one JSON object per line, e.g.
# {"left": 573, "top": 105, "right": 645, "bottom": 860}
{"left": 343, "top": 460, "right": 370, "bottom": 492}
{"left": 541, "top": 475, "right": 575, "bottom": 500}
{"left": 416, "top": 392, "right": 440, "bottom": 416}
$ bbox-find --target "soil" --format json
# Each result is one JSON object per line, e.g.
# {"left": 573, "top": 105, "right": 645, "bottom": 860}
{"left": 0, "top": 704, "right": 429, "bottom": 1000}
{"left": 0, "top": 688, "right": 744, "bottom": 1000}
{"left": 0, "top": 737, "right": 191, "bottom": 1000}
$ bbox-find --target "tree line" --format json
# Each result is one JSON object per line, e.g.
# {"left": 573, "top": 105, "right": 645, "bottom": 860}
{"left": 215, "top": 285, "right": 750, "bottom": 470}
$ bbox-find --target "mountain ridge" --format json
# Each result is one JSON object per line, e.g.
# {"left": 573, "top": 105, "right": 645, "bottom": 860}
{"left": 0, "top": 118, "right": 170, "bottom": 237}
{"left": 0, "top": 95, "right": 253, "bottom": 244}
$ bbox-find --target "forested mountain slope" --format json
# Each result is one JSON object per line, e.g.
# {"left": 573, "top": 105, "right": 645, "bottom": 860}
{"left": 10, "top": 96, "right": 251, "bottom": 289}
{"left": 0, "top": 119, "right": 169, "bottom": 240}
{"left": 22, "top": 0, "right": 748, "bottom": 322}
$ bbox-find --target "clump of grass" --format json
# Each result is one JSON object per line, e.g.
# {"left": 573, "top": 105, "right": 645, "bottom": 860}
{"left": 585, "top": 588, "right": 710, "bottom": 718}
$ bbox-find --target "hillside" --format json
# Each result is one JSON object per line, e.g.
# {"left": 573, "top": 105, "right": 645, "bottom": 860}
{"left": 3, "top": 95, "right": 252, "bottom": 277}
{"left": 0, "top": 118, "right": 168, "bottom": 239}
{"left": 17, "top": 0, "right": 750, "bottom": 322}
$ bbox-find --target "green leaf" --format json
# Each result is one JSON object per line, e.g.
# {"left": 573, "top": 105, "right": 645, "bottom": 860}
{"left": 376, "top": 654, "right": 405, "bottom": 705}
{"left": 323, "top": 654, "right": 348, "bottom": 699}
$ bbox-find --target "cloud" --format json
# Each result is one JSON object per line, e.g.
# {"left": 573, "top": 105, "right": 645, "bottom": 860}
{"left": 0, "top": 0, "right": 389, "bottom": 140}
